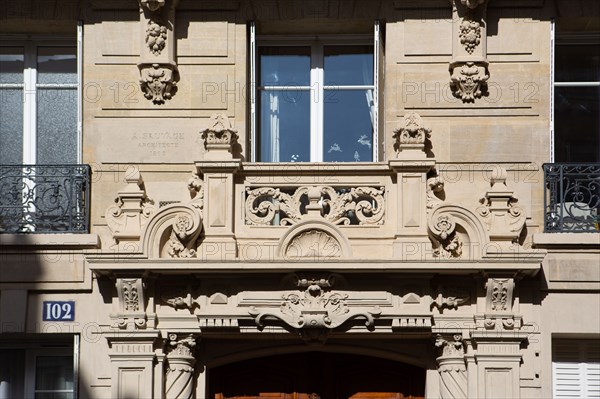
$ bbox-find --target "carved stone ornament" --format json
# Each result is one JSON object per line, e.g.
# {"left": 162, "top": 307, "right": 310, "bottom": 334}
{"left": 429, "top": 214, "right": 463, "bottom": 259}
{"left": 485, "top": 278, "right": 515, "bottom": 313}
{"left": 427, "top": 169, "right": 445, "bottom": 214}
{"left": 459, "top": 17, "right": 481, "bottom": 54}
{"left": 113, "top": 278, "right": 147, "bottom": 329}
{"left": 139, "top": 63, "right": 178, "bottom": 105}
{"left": 187, "top": 173, "right": 204, "bottom": 210}
{"left": 449, "top": 61, "right": 489, "bottom": 102}
{"left": 167, "top": 214, "right": 199, "bottom": 258}
{"left": 286, "top": 230, "right": 342, "bottom": 259}
{"left": 201, "top": 113, "right": 239, "bottom": 147}
{"left": 392, "top": 112, "right": 431, "bottom": 154}
{"left": 105, "top": 170, "right": 155, "bottom": 242}
{"left": 245, "top": 185, "right": 385, "bottom": 226}
{"left": 160, "top": 285, "right": 199, "bottom": 310}
{"left": 248, "top": 276, "right": 382, "bottom": 337}
{"left": 431, "top": 288, "right": 470, "bottom": 310}
{"left": 476, "top": 167, "right": 526, "bottom": 243}
{"left": 166, "top": 334, "right": 196, "bottom": 399}
{"left": 140, "top": 0, "right": 165, "bottom": 12}
{"left": 146, "top": 20, "right": 167, "bottom": 55}
{"left": 436, "top": 334, "right": 468, "bottom": 399}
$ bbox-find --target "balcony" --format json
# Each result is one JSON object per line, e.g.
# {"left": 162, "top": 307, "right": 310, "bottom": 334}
{"left": 0, "top": 165, "right": 91, "bottom": 234}
{"left": 544, "top": 163, "right": 600, "bottom": 233}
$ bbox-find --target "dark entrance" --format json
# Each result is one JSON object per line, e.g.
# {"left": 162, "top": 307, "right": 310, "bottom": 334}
{"left": 209, "top": 352, "right": 426, "bottom": 399}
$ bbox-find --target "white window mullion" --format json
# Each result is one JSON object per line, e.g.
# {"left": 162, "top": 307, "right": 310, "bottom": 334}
{"left": 311, "top": 43, "right": 324, "bottom": 162}
{"left": 250, "top": 21, "right": 257, "bottom": 161}
{"left": 23, "top": 42, "right": 36, "bottom": 165}
{"left": 77, "top": 21, "right": 83, "bottom": 164}
{"left": 373, "top": 20, "right": 380, "bottom": 162}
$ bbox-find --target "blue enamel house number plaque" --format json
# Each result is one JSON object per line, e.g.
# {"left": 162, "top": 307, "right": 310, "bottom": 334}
{"left": 43, "top": 301, "right": 75, "bottom": 321}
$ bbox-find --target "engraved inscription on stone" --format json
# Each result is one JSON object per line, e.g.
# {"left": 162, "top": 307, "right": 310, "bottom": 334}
{"left": 132, "top": 132, "right": 185, "bottom": 158}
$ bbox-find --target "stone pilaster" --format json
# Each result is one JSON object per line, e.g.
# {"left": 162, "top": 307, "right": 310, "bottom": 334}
{"left": 165, "top": 334, "right": 197, "bottom": 399}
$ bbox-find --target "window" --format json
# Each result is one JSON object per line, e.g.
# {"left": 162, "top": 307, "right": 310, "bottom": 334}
{"left": 553, "top": 339, "right": 600, "bottom": 398}
{"left": 552, "top": 24, "right": 600, "bottom": 163}
{"left": 250, "top": 22, "right": 380, "bottom": 162}
{"left": 0, "top": 33, "right": 81, "bottom": 165}
{"left": 0, "top": 341, "right": 77, "bottom": 399}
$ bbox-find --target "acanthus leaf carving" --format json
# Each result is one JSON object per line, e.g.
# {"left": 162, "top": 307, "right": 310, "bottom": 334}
{"left": 485, "top": 278, "right": 515, "bottom": 313}
{"left": 449, "top": 61, "right": 489, "bottom": 103}
{"left": 435, "top": 334, "right": 464, "bottom": 358}
{"left": 245, "top": 185, "right": 385, "bottom": 226}
{"left": 139, "top": 63, "right": 178, "bottom": 105}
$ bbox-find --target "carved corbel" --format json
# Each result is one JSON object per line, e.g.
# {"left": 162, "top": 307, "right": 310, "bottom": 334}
{"left": 137, "top": 0, "right": 179, "bottom": 104}
{"left": 112, "top": 278, "right": 147, "bottom": 329}
{"left": 165, "top": 334, "right": 196, "bottom": 399}
{"left": 105, "top": 170, "right": 155, "bottom": 243}
{"left": 435, "top": 334, "right": 468, "bottom": 399}
{"left": 392, "top": 112, "right": 431, "bottom": 158}
{"left": 200, "top": 113, "right": 239, "bottom": 160}
{"left": 476, "top": 167, "right": 526, "bottom": 244}
{"left": 449, "top": 0, "right": 489, "bottom": 102}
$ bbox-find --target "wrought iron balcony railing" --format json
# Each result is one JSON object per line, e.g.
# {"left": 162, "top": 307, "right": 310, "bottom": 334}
{"left": 0, "top": 164, "right": 91, "bottom": 234}
{"left": 544, "top": 163, "right": 600, "bottom": 233}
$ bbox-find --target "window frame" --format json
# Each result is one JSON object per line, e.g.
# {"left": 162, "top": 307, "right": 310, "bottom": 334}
{"left": 550, "top": 20, "right": 600, "bottom": 163}
{"left": 249, "top": 21, "right": 380, "bottom": 163}
{"left": 0, "top": 25, "right": 83, "bottom": 165}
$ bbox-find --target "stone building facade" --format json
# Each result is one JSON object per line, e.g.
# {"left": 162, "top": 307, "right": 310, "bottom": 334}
{"left": 0, "top": 0, "right": 599, "bottom": 398}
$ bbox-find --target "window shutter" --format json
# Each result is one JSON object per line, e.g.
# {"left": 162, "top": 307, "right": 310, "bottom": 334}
{"left": 553, "top": 339, "right": 600, "bottom": 398}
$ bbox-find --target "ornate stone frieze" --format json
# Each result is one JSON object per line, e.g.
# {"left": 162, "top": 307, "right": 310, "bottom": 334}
{"left": 245, "top": 185, "right": 385, "bottom": 226}
{"left": 435, "top": 334, "right": 467, "bottom": 399}
{"left": 248, "top": 276, "right": 382, "bottom": 339}
{"left": 476, "top": 167, "right": 526, "bottom": 244}
{"left": 113, "top": 278, "right": 147, "bottom": 329}
{"left": 392, "top": 112, "right": 431, "bottom": 155}
{"left": 449, "top": 61, "right": 489, "bottom": 102}
{"left": 106, "top": 170, "right": 155, "bottom": 243}
{"left": 139, "top": 63, "right": 178, "bottom": 105}
{"left": 146, "top": 20, "right": 167, "bottom": 55}
{"left": 165, "top": 334, "right": 196, "bottom": 399}
{"left": 459, "top": 17, "right": 481, "bottom": 54}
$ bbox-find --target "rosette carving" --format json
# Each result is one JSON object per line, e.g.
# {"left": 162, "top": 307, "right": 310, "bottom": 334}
{"left": 245, "top": 185, "right": 385, "bottom": 226}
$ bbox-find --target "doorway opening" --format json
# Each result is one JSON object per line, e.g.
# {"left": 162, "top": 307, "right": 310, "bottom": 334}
{"left": 209, "top": 351, "right": 426, "bottom": 399}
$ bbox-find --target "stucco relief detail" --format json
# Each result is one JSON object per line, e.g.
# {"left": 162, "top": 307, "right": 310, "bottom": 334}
{"left": 106, "top": 170, "right": 155, "bottom": 242}
{"left": 450, "top": 61, "right": 489, "bottom": 102}
{"left": 245, "top": 185, "right": 385, "bottom": 226}
{"left": 248, "top": 277, "right": 381, "bottom": 338}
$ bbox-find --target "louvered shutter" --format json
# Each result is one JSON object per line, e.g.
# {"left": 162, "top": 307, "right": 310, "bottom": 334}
{"left": 553, "top": 339, "right": 600, "bottom": 398}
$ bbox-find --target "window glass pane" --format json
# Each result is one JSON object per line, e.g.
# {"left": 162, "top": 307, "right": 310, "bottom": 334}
{"left": 555, "top": 43, "right": 600, "bottom": 82}
{"left": 0, "top": 349, "right": 25, "bottom": 399}
{"left": 324, "top": 45, "right": 373, "bottom": 86}
{"left": 37, "top": 47, "right": 77, "bottom": 85}
{"left": 323, "top": 89, "right": 374, "bottom": 162}
{"left": 0, "top": 47, "right": 24, "bottom": 84}
{"left": 35, "top": 356, "right": 73, "bottom": 393}
{"left": 259, "top": 89, "right": 310, "bottom": 162}
{"left": 0, "top": 89, "right": 24, "bottom": 163}
{"left": 259, "top": 47, "right": 310, "bottom": 87}
{"left": 36, "top": 88, "right": 77, "bottom": 164}
{"left": 554, "top": 86, "right": 600, "bottom": 162}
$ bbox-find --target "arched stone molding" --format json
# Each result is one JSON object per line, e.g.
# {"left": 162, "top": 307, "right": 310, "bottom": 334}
{"left": 277, "top": 220, "right": 352, "bottom": 260}
{"left": 428, "top": 204, "right": 489, "bottom": 260}
{"left": 141, "top": 203, "right": 203, "bottom": 259}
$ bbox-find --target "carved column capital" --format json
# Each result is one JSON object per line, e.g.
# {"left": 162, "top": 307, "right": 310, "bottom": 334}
{"left": 200, "top": 113, "right": 239, "bottom": 160}
{"left": 165, "top": 334, "right": 197, "bottom": 399}
{"left": 392, "top": 112, "right": 431, "bottom": 158}
{"left": 435, "top": 334, "right": 468, "bottom": 399}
